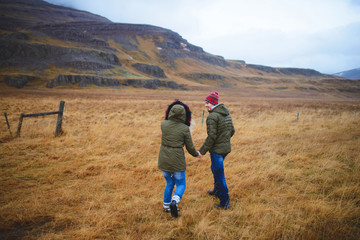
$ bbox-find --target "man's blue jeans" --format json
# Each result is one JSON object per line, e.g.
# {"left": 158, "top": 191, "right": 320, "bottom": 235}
{"left": 162, "top": 171, "right": 186, "bottom": 204}
{"left": 210, "top": 152, "right": 230, "bottom": 206}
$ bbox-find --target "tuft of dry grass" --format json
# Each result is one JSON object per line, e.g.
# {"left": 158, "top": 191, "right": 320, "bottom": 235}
{"left": 0, "top": 88, "right": 359, "bottom": 239}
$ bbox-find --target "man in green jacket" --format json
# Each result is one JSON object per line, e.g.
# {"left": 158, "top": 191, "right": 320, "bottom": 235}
{"left": 199, "top": 91, "right": 235, "bottom": 209}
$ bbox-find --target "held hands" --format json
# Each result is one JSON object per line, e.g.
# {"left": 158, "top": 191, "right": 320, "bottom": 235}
{"left": 197, "top": 151, "right": 203, "bottom": 158}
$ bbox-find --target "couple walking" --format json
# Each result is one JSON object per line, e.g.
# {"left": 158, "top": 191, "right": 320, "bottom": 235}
{"left": 158, "top": 91, "right": 235, "bottom": 218}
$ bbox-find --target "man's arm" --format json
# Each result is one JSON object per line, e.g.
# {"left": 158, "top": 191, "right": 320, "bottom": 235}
{"left": 199, "top": 115, "right": 217, "bottom": 155}
{"left": 230, "top": 115, "right": 235, "bottom": 137}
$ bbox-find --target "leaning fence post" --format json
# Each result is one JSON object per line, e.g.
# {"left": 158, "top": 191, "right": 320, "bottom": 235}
{"left": 16, "top": 113, "right": 24, "bottom": 137}
{"left": 55, "top": 100, "right": 65, "bottom": 137}
{"left": 4, "top": 112, "right": 13, "bottom": 137}
{"left": 202, "top": 110, "right": 205, "bottom": 127}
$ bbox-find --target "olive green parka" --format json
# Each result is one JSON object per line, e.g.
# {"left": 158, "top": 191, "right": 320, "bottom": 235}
{"left": 199, "top": 103, "right": 235, "bottom": 155}
{"left": 158, "top": 105, "right": 199, "bottom": 172}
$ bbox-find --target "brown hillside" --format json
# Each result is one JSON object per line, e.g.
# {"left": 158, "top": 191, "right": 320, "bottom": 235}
{"left": 0, "top": 0, "right": 359, "bottom": 98}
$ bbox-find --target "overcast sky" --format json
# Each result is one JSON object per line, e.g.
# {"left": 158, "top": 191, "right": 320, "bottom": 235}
{"left": 44, "top": 0, "right": 360, "bottom": 74}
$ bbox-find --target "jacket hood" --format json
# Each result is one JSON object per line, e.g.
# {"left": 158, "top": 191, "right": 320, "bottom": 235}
{"left": 212, "top": 103, "right": 229, "bottom": 116}
{"left": 168, "top": 104, "right": 186, "bottom": 123}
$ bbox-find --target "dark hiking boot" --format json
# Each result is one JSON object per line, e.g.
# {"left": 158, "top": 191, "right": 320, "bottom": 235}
{"left": 208, "top": 189, "right": 219, "bottom": 196}
{"left": 214, "top": 199, "right": 230, "bottom": 210}
{"left": 163, "top": 206, "right": 180, "bottom": 213}
{"left": 214, "top": 204, "right": 229, "bottom": 210}
{"left": 170, "top": 200, "right": 178, "bottom": 218}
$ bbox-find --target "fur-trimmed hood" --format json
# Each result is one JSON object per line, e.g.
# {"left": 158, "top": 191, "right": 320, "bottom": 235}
{"left": 165, "top": 100, "right": 192, "bottom": 126}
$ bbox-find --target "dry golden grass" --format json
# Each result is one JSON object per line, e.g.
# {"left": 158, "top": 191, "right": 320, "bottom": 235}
{"left": 0, "top": 88, "right": 359, "bottom": 239}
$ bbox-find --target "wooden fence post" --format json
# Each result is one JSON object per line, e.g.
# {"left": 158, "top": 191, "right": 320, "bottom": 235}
{"left": 202, "top": 109, "right": 205, "bottom": 127}
{"left": 15, "top": 100, "right": 65, "bottom": 137}
{"left": 4, "top": 112, "right": 13, "bottom": 137}
{"left": 16, "top": 113, "right": 24, "bottom": 137}
{"left": 55, "top": 100, "right": 65, "bottom": 137}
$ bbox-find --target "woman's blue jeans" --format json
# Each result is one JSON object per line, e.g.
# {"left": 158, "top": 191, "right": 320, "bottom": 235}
{"left": 210, "top": 152, "right": 230, "bottom": 206}
{"left": 162, "top": 171, "right": 186, "bottom": 204}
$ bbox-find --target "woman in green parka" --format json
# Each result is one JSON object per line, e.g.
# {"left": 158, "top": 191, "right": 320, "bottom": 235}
{"left": 158, "top": 100, "right": 201, "bottom": 218}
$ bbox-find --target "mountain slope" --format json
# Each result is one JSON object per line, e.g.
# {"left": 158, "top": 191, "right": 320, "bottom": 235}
{"left": 0, "top": 0, "right": 359, "bottom": 96}
{"left": 0, "top": 0, "right": 110, "bottom": 30}
{"left": 334, "top": 68, "right": 360, "bottom": 79}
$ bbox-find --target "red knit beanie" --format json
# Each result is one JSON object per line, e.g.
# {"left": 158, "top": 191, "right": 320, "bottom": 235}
{"left": 205, "top": 91, "right": 219, "bottom": 105}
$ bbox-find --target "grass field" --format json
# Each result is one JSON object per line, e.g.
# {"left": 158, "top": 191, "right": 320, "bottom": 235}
{"left": 0, "top": 88, "right": 360, "bottom": 239}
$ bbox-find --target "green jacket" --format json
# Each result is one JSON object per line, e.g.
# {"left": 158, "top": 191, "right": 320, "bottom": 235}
{"left": 199, "top": 104, "right": 235, "bottom": 155}
{"left": 158, "top": 105, "right": 199, "bottom": 172}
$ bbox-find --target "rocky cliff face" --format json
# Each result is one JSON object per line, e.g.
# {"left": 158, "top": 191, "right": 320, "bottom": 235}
{"left": 181, "top": 73, "right": 225, "bottom": 82}
{"left": 132, "top": 63, "right": 167, "bottom": 78}
{"left": 5, "top": 75, "right": 37, "bottom": 88}
{"left": 247, "top": 64, "right": 323, "bottom": 76}
{"left": 277, "top": 68, "right": 323, "bottom": 77}
{"left": 33, "top": 22, "right": 112, "bottom": 49}
{"left": 46, "top": 74, "right": 186, "bottom": 90}
{"left": 0, "top": 37, "right": 121, "bottom": 69}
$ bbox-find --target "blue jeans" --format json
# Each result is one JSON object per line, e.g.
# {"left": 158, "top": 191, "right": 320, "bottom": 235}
{"left": 210, "top": 152, "right": 230, "bottom": 206}
{"left": 162, "top": 171, "right": 186, "bottom": 204}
